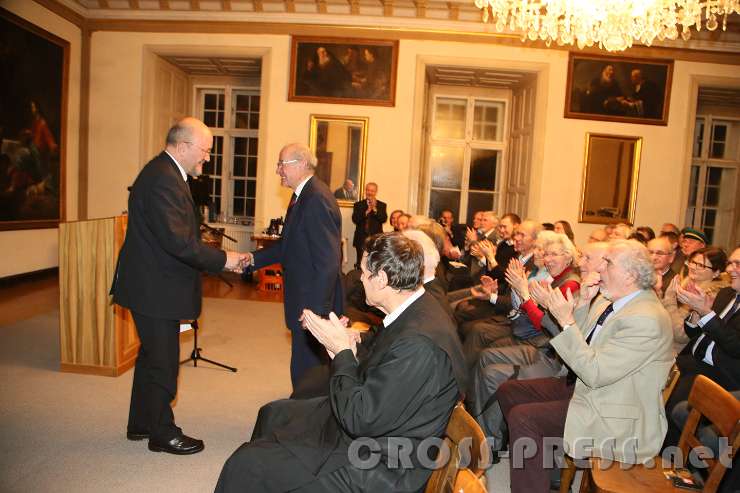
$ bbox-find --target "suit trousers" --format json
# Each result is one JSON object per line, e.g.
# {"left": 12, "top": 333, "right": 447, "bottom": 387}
{"left": 216, "top": 398, "right": 362, "bottom": 493}
{"left": 128, "top": 311, "right": 181, "bottom": 441}
{"left": 497, "top": 377, "right": 574, "bottom": 493}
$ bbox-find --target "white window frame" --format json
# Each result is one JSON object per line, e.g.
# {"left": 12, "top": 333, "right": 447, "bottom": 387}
{"left": 193, "top": 84, "right": 260, "bottom": 219}
{"left": 424, "top": 93, "right": 510, "bottom": 224}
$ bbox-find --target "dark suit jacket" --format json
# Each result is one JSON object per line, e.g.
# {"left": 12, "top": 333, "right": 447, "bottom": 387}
{"left": 263, "top": 292, "right": 466, "bottom": 491}
{"left": 684, "top": 287, "right": 740, "bottom": 388}
{"left": 351, "top": 198, "right": 387, "bottom": 248}
{"left": 111, "top": 151, "right": 226, "bottom": 320}
{"left": 254, "top": 176, "right": 344, "bottom": 331}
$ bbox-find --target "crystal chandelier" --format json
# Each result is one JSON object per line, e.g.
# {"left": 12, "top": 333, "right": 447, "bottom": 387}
{"left": 473, "top": 0, "right": 740, "bottom": 52}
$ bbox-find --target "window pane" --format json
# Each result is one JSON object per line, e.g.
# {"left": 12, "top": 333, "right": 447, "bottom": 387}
{"left": 248, "top": 138, "right": 258, "bottom": 156}
{"left": 204, "top": 93, "right": 218, "bottom": 110}
{"left": 234, "top": 179, "right": 245, "bottom": 197}
{"left": 692, "top": 119, "right": 704, "bottom": 158}
{"left": 430, "top": 146, "right": 463, "bottom": 188}
{"left": 234, "top": 137, "right": 247, "bottom": 155}
{"left": 246, "top": 198, "right": 255, "bottom": 217}
{"left": 235, "top": 113, "right": 248, "bottom": 129}
{"left": 204, "top": 111, "right": 216, "bottom": 128}
{"left": 466, "top": 192, "right": 495, "bottom": 223}
{"left": 710, "top": 123, "right": 727, "bottom": 158}
{"left": 704, "top": 186, "right": 719, "bottom": 207}
{"left": 233, "top": 198, "right": 245, "bottom": 216}
{"left": 433, "top": 98, "right": 466, "bottom": 140}
{"left": 217, "top": 111, "right": 224, "bottom": 128}
{"left": 248, "top": 157, "right": 257, "bottom": 177}
{"left": 236, "top": 94, "right": 249, "bottom": 111}
{"left": 469, "top": 149, "right": 499, "bottom": 191}
{"left": 213, "top": 136, "right": 223, "bottom": 175}
{"left": 233, "top": 157, "right": 245, "bottom": 177}
{"left": 217, "top": 93, "right": 224, "bottom": 110}
{"left": 428, "top": 189, "right": 460, "bottom": 221}
{"left": 687, "top": 165, "right": 699, "bottom": 206}
{"left": 251, "top": 95, "right": 260, "bottom": 112}
{"left": 247, "top": 180, "right": 256, "bottom": 198}
{"left": 707, "top": 167, "right": 722, "bottom": 186}
{"left": 249, "top": 113, "right": 259, "bottom": 130}
{"left": 473, "top": 100, "right": 504, "bottom": 141}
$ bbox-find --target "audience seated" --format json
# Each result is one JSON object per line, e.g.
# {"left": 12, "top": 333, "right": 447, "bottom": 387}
{"left": 497, "top": 239, "right": 673, "bottom": 493}
{"left": 465, "top": 231, "right": 581, "bottom": 451}
{"left": 553, "top": 220, "right": 574, "bottom": 242}
{"left": 662, "top": 246, "right": 729, "bottom": 355}
{"left": 664, "top": 246, "right": 740, "bottom": 448}
{"left": 675, "top": 227, "right": 708, "bottom": 277}
{"left": 216, "top": 233, "right": 465, "bottom": 493}
{"left": 647, "top": 235, "right": 677, "bottom": 297}
{"left": 402, "top": 229, "right": 454, "bottom": 322}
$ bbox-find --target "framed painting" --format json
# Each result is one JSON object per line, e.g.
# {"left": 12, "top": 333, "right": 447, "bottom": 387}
{"left": 289, "top": 36, "right": 398, "bottom": 107}
{"left": 0, "top": 8, "right": 68, "bottom": 231}
{"left": 309, "top": 114, "right": 369, "bottom": 207}
{"left": 579, "top": 133, "right": 643, "bottom": 225}
{"left": 565, "top": 53, "right": 673, "bottom": 126}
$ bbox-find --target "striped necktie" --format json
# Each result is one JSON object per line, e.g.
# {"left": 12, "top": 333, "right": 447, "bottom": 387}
{"left": 285, "top": 193, "right": 297, "bottom": 223}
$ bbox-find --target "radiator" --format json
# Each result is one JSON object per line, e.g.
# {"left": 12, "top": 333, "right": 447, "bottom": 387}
{"left": 207, "top": 223, "right": 254, "bottom": 253}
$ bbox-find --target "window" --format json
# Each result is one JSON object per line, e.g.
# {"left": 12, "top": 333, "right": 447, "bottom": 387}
{"left": 196, "top": 86, "right": 260, "bottom": 220}
{"left": 686, "top": 116, "right": 739, "bottom": 246}
{"left": 426, "top": 95, "right": 507, "bottom": 224}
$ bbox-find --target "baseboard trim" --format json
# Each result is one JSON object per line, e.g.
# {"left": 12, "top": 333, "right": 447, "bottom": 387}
{"left": 0, "top": 267, "right": 59, "bottom": 286}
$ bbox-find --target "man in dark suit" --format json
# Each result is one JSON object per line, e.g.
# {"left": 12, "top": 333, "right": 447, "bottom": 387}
{"left": 247, "top": 143, "right": 344, "bottom": 389}
{"left": 351, "top": 182, "right": 387, "bottom": 268}
{"left": 216, "top": 233, "right": 466, "bottom": 493}
{"left": 333, "top": 178, "right": 356, "bottom": 200}
{"left": 111, "top": 117, "right": 245, "bottom": 455}
{"left": 667, "top": 246, "right": 740, "bottom": 445}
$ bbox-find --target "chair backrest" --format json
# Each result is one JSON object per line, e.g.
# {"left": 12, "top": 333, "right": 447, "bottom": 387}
{"left": 425, "top": 402, "right": 490, "bottom": 493}
{"left": 453, "top": 468, "right": 488, "bottom": 493}
{"left": 662, "top": 363, "right": 681, "bottom": 405}
{"left": 678, "top": 375, "right": 740, "bottom": 492}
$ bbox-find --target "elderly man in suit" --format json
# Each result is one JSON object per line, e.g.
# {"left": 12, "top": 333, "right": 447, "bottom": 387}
{"left": 247, "top": 143, "right": 344, "bottom": 389}
{"left": 497, "top": 239, "right": 673, "bottom": 493}
{"left": 216, "top": 233, "right": 466, "bottom": 493}
{"left": 664, "top": 246, "right": 740, "bottom": 447}
{"left": 111, "top": 117, "right": 246, "bottom": 455}
{"left": 648, "top": 236, "right": 677, "bottom": 296}
{"left": 351, "top": 182, "right": 387, "bottom": 268}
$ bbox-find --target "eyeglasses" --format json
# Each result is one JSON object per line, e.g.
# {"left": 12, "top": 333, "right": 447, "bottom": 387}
{"left": 185, "top": 142, "right": 211, "bottom": 155}
{"left": 648, "top": 250, "right": 672, "bottom": 256}
{"left": 276, "top": 158, "right": 300, "bottom": 168}
{"left": 686, "top": 260, "right": 712, "bottom": 270}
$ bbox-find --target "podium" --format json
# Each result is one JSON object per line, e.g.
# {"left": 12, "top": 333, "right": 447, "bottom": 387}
{"left": 58, "top": 216, "right": 139, "bottom": 376}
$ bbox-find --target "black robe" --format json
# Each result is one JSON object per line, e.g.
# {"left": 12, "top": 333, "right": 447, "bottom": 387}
{"left": 216, "top": 292, "right": 466, "bottom": 493}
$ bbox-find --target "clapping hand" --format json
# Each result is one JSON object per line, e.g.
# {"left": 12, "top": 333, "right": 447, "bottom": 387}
{"left": 546, "top": 286, "right": 576, "bottom": 328}
{"left": 505, "top": 259, "right": 530, "bottom": 300}
{"left": 676, "top": 282, "right": 714, "bottom": 317}
{"left": 471, "top": 275, "right": 498, "bottom": 300}
{"left": 577, "top": 271, "right": 601, "bottom": 307}
{"left": 301, "top": 310, "right": 356, "bottom": 359}
{"left": 529, "top": 279, "right": 551, "bottom": 308}
{"left": 478, "top": 239, "right": 497, "bottom": 266}
{"left": 465, "top": 227, "right": 478, "bottom": 244}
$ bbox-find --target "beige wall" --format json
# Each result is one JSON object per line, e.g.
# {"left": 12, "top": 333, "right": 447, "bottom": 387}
{"left": 0, "top": 0, "right": 81, "bottom": 277}
{"left": 4, "top": 11, "right": 740, "bottom": 276}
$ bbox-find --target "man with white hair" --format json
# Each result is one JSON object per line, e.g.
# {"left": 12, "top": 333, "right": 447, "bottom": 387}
{"left": 497, "top": 239, "right": 673, "bottom": 493}
{"left": 248, "top": 143, "right": 344, "bottom": 389}
{"left": 647, "top": 236, "right": 677, "bottom": 296}
{"left": 402, "top": 229, "right": 453, "bottom": 321}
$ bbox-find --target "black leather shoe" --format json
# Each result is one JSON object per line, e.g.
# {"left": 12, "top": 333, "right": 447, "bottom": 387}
{"left": 126, "top": 430, "right": 150, "bottom": 441}
{"left": 148, "top": 434, "right": 204, "bottom": 455}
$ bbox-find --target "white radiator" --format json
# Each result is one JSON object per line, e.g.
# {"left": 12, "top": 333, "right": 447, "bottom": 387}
{"left": 206, "top": 223, "right": 254, "bottom": 253}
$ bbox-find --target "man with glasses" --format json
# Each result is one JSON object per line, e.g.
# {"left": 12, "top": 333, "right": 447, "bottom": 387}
{"left": 111, "top": 117, "right": 247, "bottom": 455}
{"left": 246, "top": 143, "right": 344, "bottom": 390}
{"left": 647, "top": 236, "right": 677, "bottom": 296}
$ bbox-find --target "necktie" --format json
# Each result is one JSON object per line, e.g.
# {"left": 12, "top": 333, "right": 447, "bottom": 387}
{"left": 566, "top": 303, "right": 614, "bottom": 385}
{"left": 285, "top": 193, "right": 297, "bottom": 223}
{"left": 693, "top": 294, "right": 739, "bottom": 361}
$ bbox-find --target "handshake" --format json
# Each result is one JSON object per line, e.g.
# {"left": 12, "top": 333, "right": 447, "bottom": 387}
{"left": 224, "top": 251, "right": 254, "bottom": 273}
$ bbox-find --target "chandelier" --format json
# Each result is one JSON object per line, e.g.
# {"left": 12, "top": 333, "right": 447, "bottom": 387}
{"left": 473, "top": 0, "right": 740, "bottom": 52}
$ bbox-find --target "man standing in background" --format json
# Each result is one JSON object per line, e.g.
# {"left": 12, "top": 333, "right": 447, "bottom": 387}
{"left": 248, "top": 143, "right": 344, "bottom": 390}
{"left": 351, "top": 181, "right": 387, "bottom": 268}
{"left": 111, "top": 117, "right": 246, "bottom": 455}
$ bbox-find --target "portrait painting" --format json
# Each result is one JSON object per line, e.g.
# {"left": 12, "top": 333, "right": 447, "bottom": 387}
{"left": 565, "top": 53, "right": 673, "bottom": 126}
{"left": 0, "top": 8, "right": 68, "bottom": 230}
{"left": 289, "top": 37, "right": 398, "bottom": 107}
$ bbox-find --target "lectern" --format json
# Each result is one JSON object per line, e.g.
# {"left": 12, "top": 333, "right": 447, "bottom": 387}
{"left": 58, "top": 216, "right": 139, "bottom": 376}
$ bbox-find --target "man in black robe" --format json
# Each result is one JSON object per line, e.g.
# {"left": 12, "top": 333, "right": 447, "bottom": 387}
{"left": 216, "top": 232, "right": 466, "bottom": 493}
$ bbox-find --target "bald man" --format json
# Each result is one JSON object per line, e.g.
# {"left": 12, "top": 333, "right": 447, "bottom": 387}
{"left": 111, "top": 117, "right": 245, "bottom": 455}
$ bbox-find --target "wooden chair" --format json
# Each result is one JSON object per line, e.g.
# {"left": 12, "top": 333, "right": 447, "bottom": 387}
{"left": 560, "top": 363, "right": 681, "bottom": 493}
{"left": 425, "top": 402, "right": 491, "bottom": 493}
{"left": 453, "top": 468, "right": 488, "bottom": 493}
{"left": 587, "top": 375, "right": 740, "bottom": 493}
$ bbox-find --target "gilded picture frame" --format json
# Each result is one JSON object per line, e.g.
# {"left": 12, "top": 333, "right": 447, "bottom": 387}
{"left": 309, "top": 115, "right": 369, "bottom": 207}
{"left": 579, "top": 133, "right": 642, "bottom": 225}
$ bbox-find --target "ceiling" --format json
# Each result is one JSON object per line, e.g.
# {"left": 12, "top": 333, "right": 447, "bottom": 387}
{"left": 59, "top": 0, "right": 740, "bottom": 55}
{"left": 426, "top": 66, "right": 531, "bottom": 88}
{"left": 161, "top": 55, "right": 262, "bottom": 76}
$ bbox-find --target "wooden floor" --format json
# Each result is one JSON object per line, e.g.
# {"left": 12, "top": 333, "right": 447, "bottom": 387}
{"left": 0, "top": 270, "right": 280, "bottom": 327}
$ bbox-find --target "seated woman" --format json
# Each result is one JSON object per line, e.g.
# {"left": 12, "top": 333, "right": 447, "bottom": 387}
{"left": 662, "top": 246, "right": 729, "bottom": 355}
{"left": 466, "top": 232, "right": 580, "bottom": 443}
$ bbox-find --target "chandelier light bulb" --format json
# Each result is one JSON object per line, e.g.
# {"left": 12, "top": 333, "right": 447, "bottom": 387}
{"left": 474, "top": 0, "right": 740, "bottom": 52}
